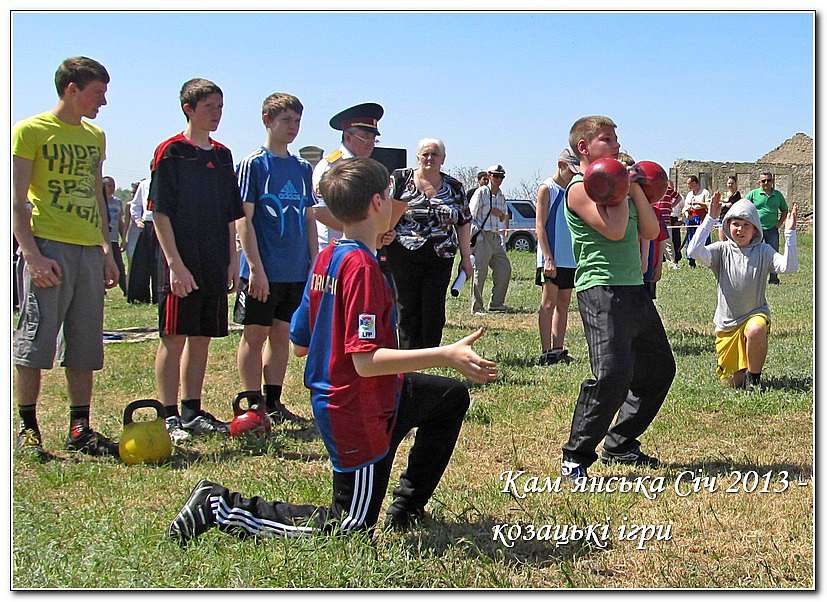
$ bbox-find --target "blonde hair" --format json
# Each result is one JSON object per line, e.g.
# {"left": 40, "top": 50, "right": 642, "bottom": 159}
{"left": 568, "top": 115, "right": 617, "bottom": 158}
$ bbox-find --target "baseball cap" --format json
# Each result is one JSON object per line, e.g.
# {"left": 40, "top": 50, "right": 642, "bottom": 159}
{"left": 559, "top": 148, "right": 580, "bottom": 174}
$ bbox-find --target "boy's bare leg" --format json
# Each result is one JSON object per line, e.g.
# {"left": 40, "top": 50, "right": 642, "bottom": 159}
{"left": 65, "top": 368, "right": 93, "bottom": 406}
{"left": 263, "top": 320, "right": 290, "bottom": 387}
{"left": 156, "top": 335, "right": 187, "bottom": 407}
{"left": 237, "top": 324, "right": 269, "bottom": 391}
{"left": 181, "top": 336, "right": 211, "bottom": 400}
{"left": 262, "top": 319, "right": 309, "bottom": 424}
{"left": 538, "top": 282, "right": 557, "bottom": 352}
{"left": 15, "top": 365, "right": 41, "bottom": 408}
{"left": 552, "top": 289, "right": 573, "bottom": 350}
{"left": 745, "top": 322, "right": 769, "bottom": 374}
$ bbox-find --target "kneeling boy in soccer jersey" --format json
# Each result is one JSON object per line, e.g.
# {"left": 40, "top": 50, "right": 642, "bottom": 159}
{"left": 169, "top": 158, "right": 497, "bottom": 544}
{"left": 687, "top": 194, "right": 798, "bottom": 390}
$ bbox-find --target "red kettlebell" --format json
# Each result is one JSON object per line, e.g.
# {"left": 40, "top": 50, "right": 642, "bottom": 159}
{"left": 583, "top": 157, "right": 630, "bottom": 206}
{"left": 631, "top": 160, "right": 669, "bottom": 204}
{"left": 229, "top": 392, "right": 271, "bottom": 437}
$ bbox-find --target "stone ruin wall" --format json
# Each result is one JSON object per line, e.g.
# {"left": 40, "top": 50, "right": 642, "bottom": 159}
{"left": 669, "top": 161, "right": 813, "bottom": 217}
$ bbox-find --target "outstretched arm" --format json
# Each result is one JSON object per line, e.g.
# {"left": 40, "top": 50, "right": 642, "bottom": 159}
{"left": 351, "top": 327, "right": 497, "bottom": 384}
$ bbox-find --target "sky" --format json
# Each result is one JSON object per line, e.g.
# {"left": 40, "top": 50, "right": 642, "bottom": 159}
{"left": 9, "top": 10, "right": 815, "bottom": 198}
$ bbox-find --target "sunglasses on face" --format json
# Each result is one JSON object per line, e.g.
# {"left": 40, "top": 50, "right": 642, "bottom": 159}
{"left": 491, "top": 174, "right": 505, "bottom": 180}
{"left": 760, "top": 179, "right": 773, "bottom": 184}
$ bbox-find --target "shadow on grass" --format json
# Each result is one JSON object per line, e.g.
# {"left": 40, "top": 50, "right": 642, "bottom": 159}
{"left": 661, "top": 459, "right": 813, "bottom": 481}
{"left": 276, "top": 451, "right": 329, "bottom": 462}
{"left": 773, "top": 327, "right": 816, "bottom": 340}
{"left": 279, "top": 425, "right": 322, "bottom": 441}
{"left": 400, "top": 514, "right": 604, "bottom": 567}
{"left": 760, "top": 375, "right": 813, "bottom": 392}
{"left": 667, "top": 328, "right": 712, "bottom": 357}
{"left": 495, "top": 354, "right": 584, "bottom": 369}
{"left": 165, "top": 446, "right": 263, "bottom": 468}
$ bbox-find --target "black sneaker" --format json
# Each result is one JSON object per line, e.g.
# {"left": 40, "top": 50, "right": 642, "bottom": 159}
{"left": 488, "top": 304, "right": 511, "bottom": 313}
{"left": 65, "top": 426, "right": 119, "bottom": 458}
{"left": 539, "top": 349, "right": 573, "bottom": 366}
{"left": 168, "top": 479, "right": 218, "bottom": 545}
{"left": 16, "top": 426, "right": 47, "bottom": 462}
{"left": 182, "top": 410, "right": 230, "bottom": 435}
{"left": 268, "top": 401, "right": 312, "bottom": 427}
{"left": 385, "top": 502, "right": 426, "bottom": 531}
{"left": 599, "top": 447, "right": 660, "bottom": 467}
{"left": 561, "top": 460, "right": 588, "bottom": 481}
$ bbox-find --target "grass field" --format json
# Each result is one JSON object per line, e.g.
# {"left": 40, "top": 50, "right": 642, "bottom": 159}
{"left": 12, "top": 233, "right": 813, "bottom": 589}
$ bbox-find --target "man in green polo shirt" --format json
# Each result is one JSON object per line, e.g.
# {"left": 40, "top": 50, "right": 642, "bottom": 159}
{"left": 746, "top": 171, "right": 788, "bottom": 285}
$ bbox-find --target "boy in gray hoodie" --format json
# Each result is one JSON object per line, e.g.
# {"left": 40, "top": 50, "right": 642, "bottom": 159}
{"left": 687, "top": 194, "right": 798, "bottom": 390}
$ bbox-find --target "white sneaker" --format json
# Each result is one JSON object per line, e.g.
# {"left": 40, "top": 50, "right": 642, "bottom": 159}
{"left": 165, "top": 416, "right": 191, "bottom": 444}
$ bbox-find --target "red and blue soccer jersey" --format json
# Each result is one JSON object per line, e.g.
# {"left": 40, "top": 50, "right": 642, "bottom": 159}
{"left": 289, "top": 239, "right": 403, "bottom": 472}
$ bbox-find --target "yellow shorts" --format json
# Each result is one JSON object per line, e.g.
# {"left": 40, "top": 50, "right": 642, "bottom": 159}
{"left": 715, "top": 314, "right": 770, "bottom": 381}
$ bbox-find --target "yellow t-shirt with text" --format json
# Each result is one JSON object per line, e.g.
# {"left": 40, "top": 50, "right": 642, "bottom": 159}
{"left": 12, "top": 112, "right": 106, "bottom": 246}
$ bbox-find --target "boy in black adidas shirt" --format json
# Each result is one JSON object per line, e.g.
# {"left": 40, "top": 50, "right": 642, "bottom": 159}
{"left": 149, "top": 78, "right": 244, "bottom": 441}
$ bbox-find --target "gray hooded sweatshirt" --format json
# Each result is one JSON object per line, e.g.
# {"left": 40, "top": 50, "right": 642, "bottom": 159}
{"left": 687, "top": 199, "right": 798, "bottom": 333}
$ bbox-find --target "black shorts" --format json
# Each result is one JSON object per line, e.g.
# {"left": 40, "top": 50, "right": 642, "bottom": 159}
{"left": 233, "top": 280, "right": 305, "bottom": 326}
{"left": 535, "top": 266, "right": 576, "bottom": 290}
{"left": 159, "top": 290, "right": 228, "bottom": 337}
{"left": 644, "top": 281, "right": 657, "bottom": 299}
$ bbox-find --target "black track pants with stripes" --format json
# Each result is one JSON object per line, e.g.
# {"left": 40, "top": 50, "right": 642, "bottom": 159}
{"left": 209, "top": 372, "right": 470, "bottom": 537}
{"left": 562, "top": 285, "right": 676, "bottom": 467}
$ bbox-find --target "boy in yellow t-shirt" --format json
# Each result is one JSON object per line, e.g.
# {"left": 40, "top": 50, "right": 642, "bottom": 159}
{"left": 12, "top": 56, "right": 120, "bottom": 461}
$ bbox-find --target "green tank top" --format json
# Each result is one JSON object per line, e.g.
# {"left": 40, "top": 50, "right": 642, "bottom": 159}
{"left": 564, "top": 173, "right": 644, "bottom": 292}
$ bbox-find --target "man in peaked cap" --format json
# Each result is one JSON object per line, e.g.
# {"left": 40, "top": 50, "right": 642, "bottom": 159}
{"left": 312, "top": 102, "right": 384, "bottom": 251}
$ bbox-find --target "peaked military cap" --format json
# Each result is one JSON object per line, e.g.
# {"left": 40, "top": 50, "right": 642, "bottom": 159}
{"left": 329, "top": 102, "right": 384, "bottom": 136}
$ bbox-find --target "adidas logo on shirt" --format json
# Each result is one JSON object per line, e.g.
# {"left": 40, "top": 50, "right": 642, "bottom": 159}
{"left": 278, "top": 180, "right": 302, "bottom": 202}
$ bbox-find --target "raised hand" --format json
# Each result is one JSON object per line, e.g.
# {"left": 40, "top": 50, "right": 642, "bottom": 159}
{"left": 785, "top": 203, "right": 798, "bottom": 231}
{"left": 710, "top": 191, "right": 722, "bottom": 219}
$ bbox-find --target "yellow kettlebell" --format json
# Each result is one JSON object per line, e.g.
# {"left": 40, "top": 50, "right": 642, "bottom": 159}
{"left": 119, "top": 399, "right": 172, "bottom": 465}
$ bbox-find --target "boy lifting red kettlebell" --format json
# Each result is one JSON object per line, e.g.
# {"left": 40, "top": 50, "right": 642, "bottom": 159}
{"left": 561, "top": 115, "right": 676, "bottom": 481}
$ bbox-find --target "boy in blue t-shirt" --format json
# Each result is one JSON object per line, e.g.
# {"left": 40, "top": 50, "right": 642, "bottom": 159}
{"left": 168, "top": 158, "right": 497, "bottom": 544}
{"left": 233, "top": 93, "right": 318, "bottom": 424}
